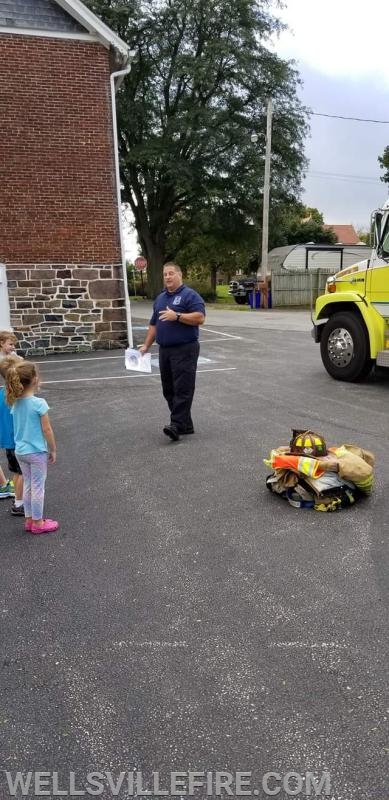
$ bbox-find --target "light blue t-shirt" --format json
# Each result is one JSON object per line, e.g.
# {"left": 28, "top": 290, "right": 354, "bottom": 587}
{"left": 11, "top": 396, "right": 50, "bottom": 455}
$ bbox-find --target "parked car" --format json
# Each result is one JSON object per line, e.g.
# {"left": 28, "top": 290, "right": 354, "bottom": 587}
{"left": 228, "top": 275, "right": 258, "bottom": 304}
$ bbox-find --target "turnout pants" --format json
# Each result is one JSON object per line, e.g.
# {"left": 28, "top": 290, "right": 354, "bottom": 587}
{"left": 159, "top": 341, "right": 200, "bottom": 431}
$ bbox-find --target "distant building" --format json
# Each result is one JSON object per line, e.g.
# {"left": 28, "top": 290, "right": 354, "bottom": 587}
{"left": 0, "top": 0, "right": 134, "bottom": 353}
{"left": 323, "top": 224, "right": 361, "bottom": 245}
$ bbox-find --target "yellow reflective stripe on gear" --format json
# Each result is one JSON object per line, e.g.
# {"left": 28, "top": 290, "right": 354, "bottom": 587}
{"left": 354, "top": 476, "right": 373, "bottom": 494}
{"left": 298, "top": 456, "right": 319, "bottom": 477}
{"left": 267, "top": 449, "right": 279, "bottom": 467}
{"left": 332, "top": 446, "right": 347, "bottom": 457}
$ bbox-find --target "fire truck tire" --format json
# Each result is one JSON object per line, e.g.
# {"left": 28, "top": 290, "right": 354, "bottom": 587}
{"left": 234, "top": 295, "right": 247, "bottom": 305}
{"left": 320, "top": 312, "right": 373, "bottom": 381}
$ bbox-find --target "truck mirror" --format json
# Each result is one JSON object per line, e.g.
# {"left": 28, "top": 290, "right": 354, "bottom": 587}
{"left": 374, "top": 211, "right": 382, "bottom": 248}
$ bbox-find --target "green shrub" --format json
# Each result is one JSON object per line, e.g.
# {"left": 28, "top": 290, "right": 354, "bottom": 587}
{"left": 187, "top": 281, "right": 216, "bottom": 302}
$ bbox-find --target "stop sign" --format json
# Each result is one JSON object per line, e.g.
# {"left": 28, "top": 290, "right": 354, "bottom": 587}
{"left": 134, "top": 256, "right": 147, "bottom": 272}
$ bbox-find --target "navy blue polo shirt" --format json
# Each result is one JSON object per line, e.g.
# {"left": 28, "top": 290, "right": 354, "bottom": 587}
{"left": 150, "top": 284, "right": 205, "bottom": 347}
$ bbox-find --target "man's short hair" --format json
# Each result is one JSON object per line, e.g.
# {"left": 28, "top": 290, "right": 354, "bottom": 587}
{"left": 163, "top": 262, "right": 182, "bottom": 273}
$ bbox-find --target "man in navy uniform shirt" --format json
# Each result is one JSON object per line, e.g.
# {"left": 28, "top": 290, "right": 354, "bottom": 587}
{"left": 139, "top": 262, "right": 205, "bottom": 440}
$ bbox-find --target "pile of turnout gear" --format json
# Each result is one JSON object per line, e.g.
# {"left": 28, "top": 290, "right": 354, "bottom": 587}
{"left": 265, "top": 430, "right": 374, "bottom": 512}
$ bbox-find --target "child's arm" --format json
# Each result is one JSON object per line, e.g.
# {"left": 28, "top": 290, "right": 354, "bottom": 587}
{"left": 41, "top": 413, "right": 57, "bottom": 463}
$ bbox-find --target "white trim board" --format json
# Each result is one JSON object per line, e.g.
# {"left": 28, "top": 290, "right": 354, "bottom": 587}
{"left": 55, "top": 0, "right": 131, "bottom": 58}
{"left": 0, "top": 27, "right": 99, "bottom": 43}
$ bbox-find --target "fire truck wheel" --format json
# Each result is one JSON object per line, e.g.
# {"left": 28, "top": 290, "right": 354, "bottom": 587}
{"left": 234, "top": 295, "right": 247, "bottom": 305}
{"left": 320, "top": 312, "right": 373, "bottom": 381}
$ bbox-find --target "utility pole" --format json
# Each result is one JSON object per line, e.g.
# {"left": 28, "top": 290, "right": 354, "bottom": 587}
{"left": 261, "top": 97, "right": 273, "bottom": 284}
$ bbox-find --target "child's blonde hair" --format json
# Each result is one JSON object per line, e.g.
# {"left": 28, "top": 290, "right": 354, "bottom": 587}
{"left": 0, "top": 354, "right": 24, "bottom": 379}
{"left": 6, "top": 362, "right": 39, "bottom": 406}
{"left": 0, "top": 331, "right": 17, "bottom": 349}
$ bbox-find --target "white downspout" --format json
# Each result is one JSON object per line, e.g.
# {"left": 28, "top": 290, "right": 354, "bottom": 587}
{"left": 110, "top": 57, "right": 134, "bottom": 347}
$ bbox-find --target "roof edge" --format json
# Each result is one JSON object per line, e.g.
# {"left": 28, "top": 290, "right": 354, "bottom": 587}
{"left": 55, "top": 0, "right": 131, "bottom": 60}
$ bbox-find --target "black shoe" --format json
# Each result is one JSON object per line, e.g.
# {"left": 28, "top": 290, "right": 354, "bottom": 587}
{"left": 163, "top": 424, "right": 180, "bottom": 441}
{"left": 11, "top": 502, "right": 24, "bottom": 516}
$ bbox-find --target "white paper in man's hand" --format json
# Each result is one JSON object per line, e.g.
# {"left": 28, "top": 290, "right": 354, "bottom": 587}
{"left": 125, "top": 348, "right": 152, "bottom": 373}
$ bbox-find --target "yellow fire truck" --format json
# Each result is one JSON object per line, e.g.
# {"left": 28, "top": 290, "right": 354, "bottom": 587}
{"left": 312, "top": 199, "right": 389, "bottom": 381}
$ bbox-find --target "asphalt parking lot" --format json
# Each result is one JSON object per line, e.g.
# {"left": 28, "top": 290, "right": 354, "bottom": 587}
{"left": 0, "top": 309, "right": 388, "bottom": 800}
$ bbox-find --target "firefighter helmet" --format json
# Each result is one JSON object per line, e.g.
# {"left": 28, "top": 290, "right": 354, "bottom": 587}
{"left": 290, "top": 429, "right": 327, "bottom": 457}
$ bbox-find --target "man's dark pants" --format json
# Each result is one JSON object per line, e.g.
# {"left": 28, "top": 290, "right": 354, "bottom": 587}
{"left": 159, "top": 341, "right": 200, "bottom": 431}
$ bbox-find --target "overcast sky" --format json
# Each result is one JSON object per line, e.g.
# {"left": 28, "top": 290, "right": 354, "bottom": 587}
{"left": 125, "top": 0, "right": 389, "bottom": 259}
{"left": 273, "top": 0, "right": 389, "bottom": 229}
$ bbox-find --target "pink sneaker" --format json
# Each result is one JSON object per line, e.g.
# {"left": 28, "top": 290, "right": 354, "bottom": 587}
{"left": 24, "top": 521, "right": 33, "bottom": 532}
{"left": 30, "top": 519, "right": 59, "bottom": 535}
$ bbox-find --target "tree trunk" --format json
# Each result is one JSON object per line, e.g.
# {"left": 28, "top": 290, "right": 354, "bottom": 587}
{"left": 123, "top": 175, "right": 167, "bottom": 299}
{"left": 210, "top": 263, "right": 217, "bottom": 299}
{"left": 144, "top": 244, "right": 165, "bottom": 298}
{"left": 136, "top": 220, "right": 165, "bottom": 298}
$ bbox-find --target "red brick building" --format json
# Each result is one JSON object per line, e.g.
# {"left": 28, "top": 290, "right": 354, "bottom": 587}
{"left": 0, "top": 0, "right": 133, "bottom": 353}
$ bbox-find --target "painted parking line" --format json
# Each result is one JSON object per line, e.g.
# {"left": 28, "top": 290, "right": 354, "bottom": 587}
{"left": 35, "top": 335, "right": 243, "bottom": 367}
{"left": 42, "top": 367, "right": 237, "bottom": 385}
{"left": 202, "top": 327, "right": 242, "bottom": 340}
{"left": 200, "top": 337, "right": 244, "bottom": 343}
{"left": 36, "top": 354, "right": 131, "bottom": 366}
{"left": 132, "top": 324, "right": 242, "bottom": 340}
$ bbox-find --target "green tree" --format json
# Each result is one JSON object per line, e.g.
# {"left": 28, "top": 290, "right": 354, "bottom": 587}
{"left": 171, "top": 197, "right": 335, "bottom": 287}
{"left": 378, "top": 145, "right": 389, "bottom": 183}
{"left": 86, "top": 0, "right": 308, "bottom": 296}
{"left": 302, "top": 206, "right": 324, "bottom": 224}
{"left": 274, "top": 203, "right": 337, "bottom": 246}
{"left": 356, "top": 228, "right": 371, "bottom": 245}
{"left": 172, "top": 203, "right": 258, "bottom": 294}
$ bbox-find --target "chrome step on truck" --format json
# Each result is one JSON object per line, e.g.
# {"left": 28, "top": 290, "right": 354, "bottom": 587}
{"left": 376, "top": 351, "right": 389, "bottom": 367}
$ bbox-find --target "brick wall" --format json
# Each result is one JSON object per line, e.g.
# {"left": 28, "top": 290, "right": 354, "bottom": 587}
{"left": 0, "top": 34, "right": 121, "bottom": 263}
{"left": 0, "top": 34, "right": 128, "bottom": 351}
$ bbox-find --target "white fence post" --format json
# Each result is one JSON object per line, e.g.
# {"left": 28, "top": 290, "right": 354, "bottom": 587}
{"left": 0, "top": 264, "right": 11, "bottom": 329}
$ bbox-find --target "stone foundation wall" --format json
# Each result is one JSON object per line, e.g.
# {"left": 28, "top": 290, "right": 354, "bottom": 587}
{"left": 6, "top": 263, "right": 128, "bottom": 355}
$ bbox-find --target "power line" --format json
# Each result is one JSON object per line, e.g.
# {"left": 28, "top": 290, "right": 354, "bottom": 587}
{"left": 311, "top": 112, "right": 389, "bottom": 124}
{"left": 306, "top": 170, "right": 382, "bottom": 185}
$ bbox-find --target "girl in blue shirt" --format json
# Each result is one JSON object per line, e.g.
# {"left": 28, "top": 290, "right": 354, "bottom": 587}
{"left": 6, "top": 361, "right": 59, "bottom": 535}
{"left": 0, "top": 355, "right": 25, "bottom": 514}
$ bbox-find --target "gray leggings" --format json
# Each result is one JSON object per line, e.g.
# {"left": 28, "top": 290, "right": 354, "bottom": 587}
{"left": 17, "top": 452, "right": 48, "bottom": 519}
